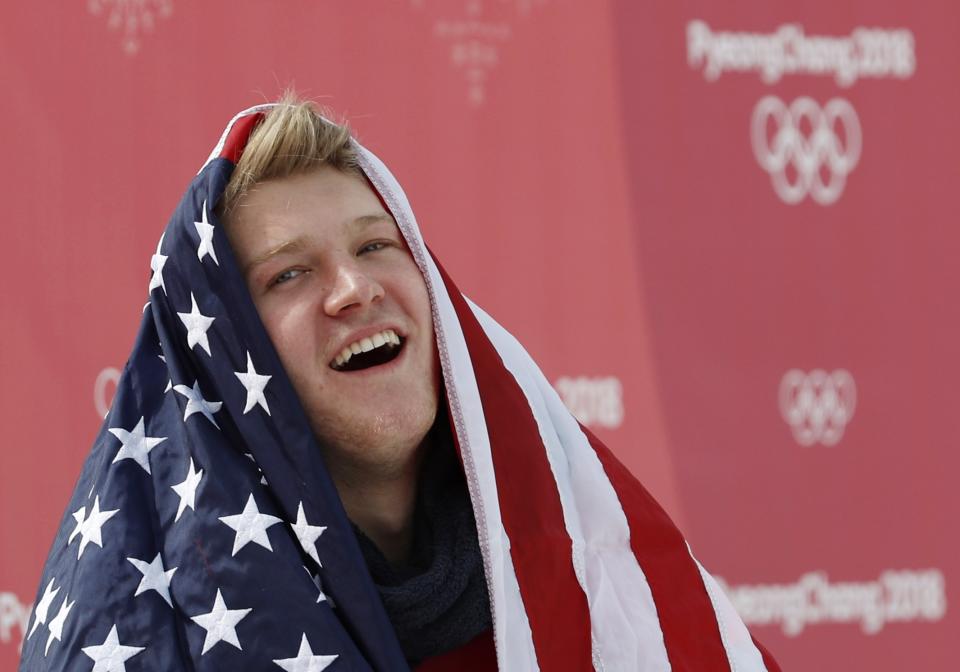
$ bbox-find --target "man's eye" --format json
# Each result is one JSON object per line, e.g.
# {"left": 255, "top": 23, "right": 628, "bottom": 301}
{"left": 272, "top": 268, "right": 304, "bottom": 286}
{"left": 359, "top": 241, "right": 390, "bottom": 255}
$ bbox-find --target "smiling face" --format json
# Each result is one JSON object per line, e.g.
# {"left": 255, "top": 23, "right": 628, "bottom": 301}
{"left": 225, "top": 166, "right": 440, "bottom": 478}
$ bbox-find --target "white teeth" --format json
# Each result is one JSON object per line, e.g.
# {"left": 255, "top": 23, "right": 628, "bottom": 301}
{"left": 332, "top": 329, "right": 401, "bottom": 369}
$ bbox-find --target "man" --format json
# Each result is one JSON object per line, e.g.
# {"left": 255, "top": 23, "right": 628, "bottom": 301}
{"left": 219, "top": 103, "right": 491, "bottom": 665}
{"left": 219, "top": 109, "right": 442, "bottom": 568}
{"left": 20, "top": 97, "right": 780, "bottom": 671}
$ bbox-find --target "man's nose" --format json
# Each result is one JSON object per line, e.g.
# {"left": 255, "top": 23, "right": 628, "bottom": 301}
{"left": 322, "top": 260, "right": 385, "bottom": 316}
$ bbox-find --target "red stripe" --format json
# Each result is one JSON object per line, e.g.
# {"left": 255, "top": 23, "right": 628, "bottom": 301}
{"left": 583, "top": 426, "right": 732, "bottom": 671}
{"left": 218, "top": 112, "right": 265, "bottom": 164}
{"left": 434, "top": 257, "right": 594, "bottom": 670}
{"left": 752, "top": 635, "right": 782, "bottom": 672}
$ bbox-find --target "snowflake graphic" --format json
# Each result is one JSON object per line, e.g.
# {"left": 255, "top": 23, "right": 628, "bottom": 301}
{"left": 88, "top": 0, "right": 173, "bottom": 54}
{"left": 405, "top": 0, "right": 548, "bottom": 105}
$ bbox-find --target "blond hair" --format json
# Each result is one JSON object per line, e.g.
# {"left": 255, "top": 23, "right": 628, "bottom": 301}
{"left": 220, "top": 93, "right": 360, "bottom": 218}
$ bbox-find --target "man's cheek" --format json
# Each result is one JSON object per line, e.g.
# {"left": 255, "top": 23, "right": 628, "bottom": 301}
{"left": 272, "top": 326, "right": 314, "bottom": 367}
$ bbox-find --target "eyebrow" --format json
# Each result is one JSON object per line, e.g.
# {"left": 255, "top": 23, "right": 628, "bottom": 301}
{"left": 242, "top": 213, "right": 395, "bottom": 277}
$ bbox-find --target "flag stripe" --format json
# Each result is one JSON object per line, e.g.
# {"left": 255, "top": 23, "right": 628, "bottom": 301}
{"left": 200, "top": 104, "right": 273, "bottom": 172}
{"left": 424, "top": 256, "right": 539, "bottom": 671}
{"left": 468, "top": 300, "right": 674, "bottom": 671}
{"left": 439, "top": 266, "right": 595, "bottom": 671}
{"left": 364, "top": 128, "right": 773, "bottom": 671}
{"left": 693, "top": 557, "right": 770, "bottom": 672}
{"left": 753, "top": 635, "right": 783, "bottom": 672}
{"left": 584, "top": 426, "right": 734, "bottom": 671}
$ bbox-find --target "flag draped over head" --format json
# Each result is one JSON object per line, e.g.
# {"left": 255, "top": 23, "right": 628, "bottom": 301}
{"left": 20, "top": 104, "right": 780, "bottom": 671}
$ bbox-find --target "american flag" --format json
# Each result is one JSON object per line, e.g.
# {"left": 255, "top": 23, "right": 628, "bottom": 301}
{"left": 20, "top": 105, "right": 780, "bottom": 671}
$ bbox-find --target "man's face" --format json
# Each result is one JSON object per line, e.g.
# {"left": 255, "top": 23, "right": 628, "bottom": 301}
{"left": 225, "top": 166, "right": 440, "bottom": 477}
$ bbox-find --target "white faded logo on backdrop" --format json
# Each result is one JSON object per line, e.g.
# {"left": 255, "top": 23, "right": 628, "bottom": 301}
{"left": 555, "top": 376, "right": 624, "bottom": 429}
{"left": 0, "top": 590, "right": 31, "bottom": 654}
{"left": 88, "top": 0, "right": 173, "bottom": 54}
{"left": 94, "top": 366, "right": 122, "bottom": 418}
{"left": 686, "top": 20, "right": 916, "bottom": 206}
{"left": 779, "top": 369, "right": 856, "bottom": 446}
{"left": 89, "top": 0, "right": 551, "bottom": 105}
{"left": 405, "top": 0, "right": 548, "bottom": 105}
{"left": 751, "top": 96, "right": 862, "bottom": 205}
{"left": 717, "top": 569, "right": 947, "bottom": 637}
{"left": 686, "top": 22, "right": 915, "bottom": 87}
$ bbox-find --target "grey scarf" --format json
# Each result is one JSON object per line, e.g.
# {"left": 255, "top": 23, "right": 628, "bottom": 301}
{"left": 353, "top": 434, "right": 492, "bottom": 665}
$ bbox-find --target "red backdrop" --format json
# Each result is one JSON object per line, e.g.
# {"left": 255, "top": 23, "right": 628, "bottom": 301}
{"left": 1, "top": 1, "right": 955, "bottom": 670}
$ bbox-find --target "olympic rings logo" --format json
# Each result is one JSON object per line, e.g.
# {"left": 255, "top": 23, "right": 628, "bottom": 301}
{"left": 779, "top": 369, "right": 856, "bottom": 446}
{"left": 751, "top": 96, "right": 862, "bottom": 205}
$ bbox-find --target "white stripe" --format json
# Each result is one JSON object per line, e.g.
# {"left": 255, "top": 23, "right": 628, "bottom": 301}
{"left": 198, "top": 103, "right": 275, "bottom": 173}
{"left": 430, "top": 278, "right": 538, "bottom": 672}
{"left": 469, "top": 301, "right": 673, "bottom": 672}
{"left": 357, "top": 148, "right": 539, "bottom": 672}
{"left": 691, "top": 553, "right": 769, "bottom": 672}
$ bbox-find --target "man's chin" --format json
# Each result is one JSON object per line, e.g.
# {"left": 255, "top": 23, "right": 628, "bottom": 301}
{"left": 311, "top": 407, "right": 439, "bottom": 479}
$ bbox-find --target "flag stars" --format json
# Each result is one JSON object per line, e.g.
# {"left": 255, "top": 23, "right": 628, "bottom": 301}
{"left": 27, "top": 578, "right": 59, "bottom": 639}
{"left": 171, "top": 458, "right": 203, "bottom": 522}
{"left": 304, "top": 568, "right": 329, "bottom": 605}
{"left": 219, "top": 494, "right": 282, "bottom": 556}
{"left": 174, "top": 381, "right": 222, "bottom": 429}
{"left": 148, "top": 232, "right": 168, "bottom": 294}
{"left": 69, "top": 496, "right": 119, "bottom": 559}
{"left": 291, "top": 502, "right": 326, "bottom": 568}
{"left": 177, "top": 293, "right": 216, "bottom": 356}
{"left": 68, "top": 505, "right": 87, "bottom": 544}
{"left": 81, "top": 624, "right": 144, "bottom": 671}
{"left": 194, "top": 200, "right": 219, "bottom": 265}
{"left": 244, "top": 453, "right": 268, "bottom": 486}
{"left": 272, "top": 633, "right": 338, "bottom": 672}
{"left": 108, "top": 417, "right": 167, "bottom": 475}
{"left": 127, "top": 553, "right": 178, "bottom": 607}
{"left": 45, "top": 593, "right": 75, "bottom": 655}
{"left": 190, "top": 589, "right": 251, "bottom": 655}
{"left": 234, "top": 351, "right": 272, "bottom": 415}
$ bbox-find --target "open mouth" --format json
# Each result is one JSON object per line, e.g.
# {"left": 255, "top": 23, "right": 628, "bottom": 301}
{"left": 330, "top": 329, "right": 405, "bottom": 372}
